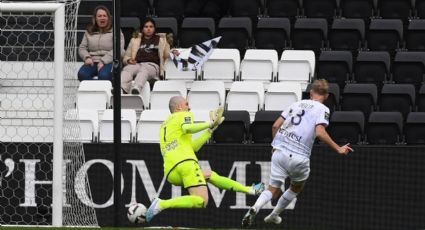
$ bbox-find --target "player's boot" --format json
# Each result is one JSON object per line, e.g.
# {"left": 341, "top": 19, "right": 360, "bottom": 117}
{"left": 145, "top": 198, "right": 162, "bottom": 223}
{"left": 264, "top": 213, "right": 282, "bottom": 224}
{"left": 251, "top": 182, "right": 265, "bottom": 195}
{"left": 241, "top": 207, "right": 257, "bottom": 228}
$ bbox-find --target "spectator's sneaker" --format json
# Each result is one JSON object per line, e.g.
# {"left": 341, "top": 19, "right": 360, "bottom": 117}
{"left": 145, "top": 198, "right": 161, "bottom": 223}
{"left": 241, "top": 207, "right": 257, "bottom": 228}
{"left": 131, "top": 86, "right": 140, "bottom": 95}
{"left": 250, "top": 182, "right": 265, "bottom": 196}
{"left": 264, "top": 213, "right": 282, "bottom": 224}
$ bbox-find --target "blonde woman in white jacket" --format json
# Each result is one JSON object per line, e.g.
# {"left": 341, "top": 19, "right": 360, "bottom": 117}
{"left": 78, "top": 5, "right": 124, "bottom": 81}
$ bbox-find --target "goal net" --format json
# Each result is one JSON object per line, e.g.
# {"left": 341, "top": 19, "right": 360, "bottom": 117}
{"left": 0, "top": 0, "right": 98, "bottom": 227}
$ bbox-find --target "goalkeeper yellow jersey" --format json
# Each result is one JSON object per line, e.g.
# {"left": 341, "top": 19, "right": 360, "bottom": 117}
{"left": 159, "top": 111, "right": 199, "bottom": 175}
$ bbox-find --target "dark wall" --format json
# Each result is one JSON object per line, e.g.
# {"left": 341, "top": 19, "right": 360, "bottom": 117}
{"left": 1, "top": 143, "right": 424, "bottom": 230}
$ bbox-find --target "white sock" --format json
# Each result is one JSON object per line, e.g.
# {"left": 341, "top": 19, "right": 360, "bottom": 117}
{"left": 272, "top": 189, "right": 297, "bottom": 215}
{"left": 253, "top": 190, "right": 273, "bottom": 212}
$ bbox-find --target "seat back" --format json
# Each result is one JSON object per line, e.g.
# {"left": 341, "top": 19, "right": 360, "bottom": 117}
{"left": 213, "top": 110, "right": 250, "bottom": 143}
{"left": 265, "top": 82, "right": 301, "bottom": 111}
{"left": 366, "top": 112, "right": 403, "bottom": 144}
{"left": 77, "top": 80, "right": 112, "bottom": 110}
{"left": 99, "top": 109, "right": 136, "bottom": 143}
{"left": 137, "top": 110, "right": 170, "bottom": 143}
{"left": 187, "top": 81, "right": 225, "bottom": 110}
{"left": 150, "top": 81, "right": 187, "bottom": 109}
{"left": 250, "top": 110, "right": 281, "bottom": 143}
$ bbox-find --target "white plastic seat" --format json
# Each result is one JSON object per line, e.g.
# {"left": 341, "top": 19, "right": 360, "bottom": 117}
{"left": 202, "top": 49, "right": 240, "bottom": 89}
{"left": 278, "top": 50, "right": 316, "bottom": 90}
{"left": 137, "top": 110, "right": 170, "bottom": 143}
{"left": 226, "top": 81, "right": 265, "bottom": 120}
{"left": 164, "top": 48, "right": 198, "bottom": 88}
{"left": 99, "top": 109, "right": 137, "bottom": 143}
{"left": 64, "top": 109, "right": 99, "bottom": 142}
{"left": 77, "top": 80, "right": 112, "bottom": 110}
{"left": 111, "top": 81, "right": 150, "bottom": 112}
{"left": 240, "top": 49, "right": 278, "bottom": 86}
{"left": 150, "top": 80, "right": 187, "bottom": 110}
{"left": 187, "top": 81, "right": 225, "bottom": 110}
{"left": 265, "top": 82, "right": 302, "bottom": 111}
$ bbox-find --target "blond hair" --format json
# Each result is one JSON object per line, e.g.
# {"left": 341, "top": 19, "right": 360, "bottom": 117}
{"left": 311, "top": 79, "right": 329, "bottom": 96}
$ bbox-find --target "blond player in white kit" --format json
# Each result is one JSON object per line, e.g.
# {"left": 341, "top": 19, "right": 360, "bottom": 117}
{"left": 242, "top": 79, "right": 353, "bottom": 227}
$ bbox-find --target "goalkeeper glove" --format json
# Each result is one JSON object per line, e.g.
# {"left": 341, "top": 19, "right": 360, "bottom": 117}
{"left": 208, "top": 107, "right": 225, "bottom": 132}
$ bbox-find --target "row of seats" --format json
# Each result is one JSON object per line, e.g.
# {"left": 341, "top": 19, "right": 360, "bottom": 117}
{"left": 305, "top": 83, "right": 425, "bottom": 118}
{"left": 113, "top": 17, "right": 425, "bottom": 55}
{"left": 77, "top": 80, "right": 303, "bottom": 121}
{"left": 66, "top": 107, "right": 425, "bottom": 145}
{"left": 79, "top": 0, "right": 425, "bottom": 22}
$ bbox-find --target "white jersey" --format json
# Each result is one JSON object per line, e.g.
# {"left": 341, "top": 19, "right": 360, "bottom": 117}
{"left": 271, "top": 99, "right": 330, "bottom": 158}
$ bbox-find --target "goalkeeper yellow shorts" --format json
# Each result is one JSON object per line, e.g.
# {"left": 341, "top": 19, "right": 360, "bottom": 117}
{"left": 167, "top": 160, "right": 207, "bottom": 188}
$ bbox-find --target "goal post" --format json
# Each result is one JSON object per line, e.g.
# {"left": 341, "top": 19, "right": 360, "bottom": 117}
{"left": 0, "top": 1, "right": 98, "bottom": 227}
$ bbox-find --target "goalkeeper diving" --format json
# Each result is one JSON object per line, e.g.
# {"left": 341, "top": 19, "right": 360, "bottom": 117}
{"left": 145, "top": 96, "right": 265, "bottom": 222}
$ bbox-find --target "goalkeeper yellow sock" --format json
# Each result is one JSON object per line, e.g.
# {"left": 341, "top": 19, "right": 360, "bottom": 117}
{"left": 208, "top": 171, "right": 251, "bottom": 194}
{"left": 159, "top": 195, "right": 204, "bottom": 210}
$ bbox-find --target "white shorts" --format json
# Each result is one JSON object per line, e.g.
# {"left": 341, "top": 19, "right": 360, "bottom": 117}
{"left": 269, "top": 149, "right": 310, "bottom": 188}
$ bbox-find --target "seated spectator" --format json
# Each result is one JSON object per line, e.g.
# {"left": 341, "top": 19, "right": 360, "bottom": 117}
{"left": 78, "top": 5, "right": 124, "bottom": 81}
{"left": 121, "top": 18, "right": 174, "bottom": 94}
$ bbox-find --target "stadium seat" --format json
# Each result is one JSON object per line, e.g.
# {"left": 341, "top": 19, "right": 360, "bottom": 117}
{"left": 153, "top": 0, "right": 185, "bottom": 22}
{"left": 377, "top": 0, "right": 412, "bottom": 22}
{"left": 367, "top": 19, "right": 403, "bottom": 54}
{"left": 379, "top": 84, "right": 415, "bottom": 119}
{"left": 392, "top": 51, "right": 425, "bottom": 88}
{"left": 406, "top": 20, "right": 425, "bottom": 51}
{"left": 180, "top": 18, "right": 215, "bottom": 48}
{"left": 329, "top": 19, "right": 365, "bottom": 52}
{"left": 366, "top": 112, "right": 403, "bottom": 145}
{"left": 316, "top": 51, "right": 353, "bottom": 89}
{"left": 212, "top": 110, "right": 250, "bottom": 143}
{"left": 264, "top": 82, "right": 302, "bottom": 111}
{"left": 254, "top": 18, "right": 291, "bottom": 55}
{"left": 187, "top": 81, "right": 225, "bottom": 110}
{"left": 353, "top": 51, "right": 391, "bottom": 89}
{"left": 240, "top": 49, "right": 278, "bottom": 85}
{"left": 111, "top": 82, "right": 150, "bottom": 111}
{"left": 404, "top": 112, "right": 425, "bottom": 144}
{"left": 121, "top": 17, "right": 140, "bottom": 49}
{"left": 163, "top": 48, "right": 198, "bottom": 88}
{"left": 77, "top": 80, "right": 112, "bottom": 111}
{"left": 292, "top": 18, "right": 328, "bottom": 54}
{"left": 78, "top": 0, "right": 113, "bottom": 15}
{"left": 327, "top": 111, "right": 364, "bottom": 144}
{"left": 278, "top": 50, "right": 315, "bottom": 89}
{"left": 137, "top": 110, "right": 170, "bottom": 143}
{"left": 265, "top": 0, "right": 300, "bottom": 20}
{"left": 228, "top": 0, "right": 261, "bottom": 22}
{"left": 418, "top": 85, "right": 425, "bottom": 112}
{"left": 216, "top": 17, "right": 252, "bottom": 55}
{"left": 99, "top": 109, "right": 137, "bottom": 143}
{"left": 184, "top": 0, "right": 228, "bottom": 20}
{"left": 226, "top": 81, "right": 265, "bottom": 120}
{"left": 64, "top": 109, "right": 98, "bottom": 142}
{"left": 304, "top": 82, "right": 340, "bottom": 113}
{"left": 250, "top": 110, "right": 281, "bottom": 143}
{"left": 150, "top": 81, "right": 187, "bottom": 110}
{"left": 340, "top": 0, "right": 375, "bottom": 22}
{"left": 341, "top": 83, "right": 377, "bottom": 117}
{"left": 303, "top": 0, "right": 338, "bottom": 21}
{"left": 201, "top": 48, "right": 240, "bottom": 88}
{"left": 121, "top": 0, "right": 151, "bottom": 17}
{"left": 417, "top": 0, "right": 425, "bottom": 18}
{"left": 154, "top": 17, "right": 178, "bottom": 46}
